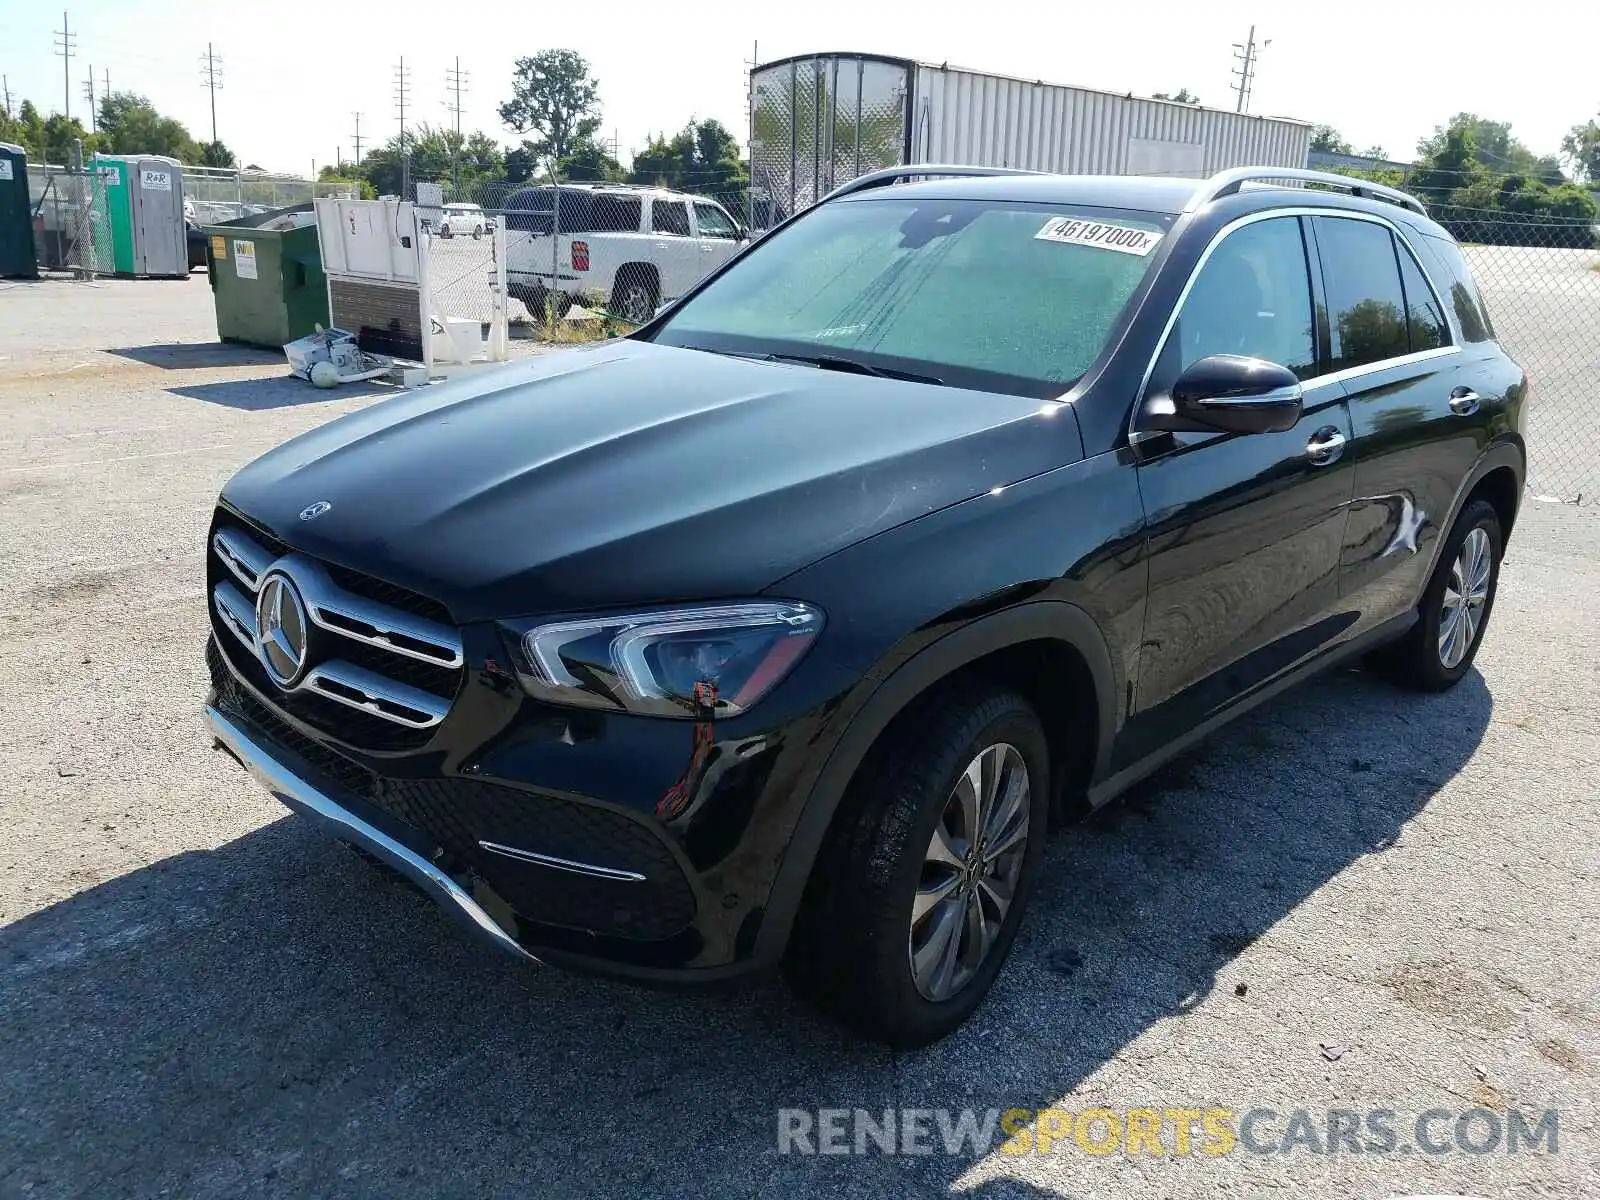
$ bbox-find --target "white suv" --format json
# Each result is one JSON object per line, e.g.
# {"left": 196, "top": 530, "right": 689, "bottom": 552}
{"left": 502, "top": 183, "right": 747, "bottom": 322}
{"left": 438, "top": 202, "right": 487, "bottom": 240}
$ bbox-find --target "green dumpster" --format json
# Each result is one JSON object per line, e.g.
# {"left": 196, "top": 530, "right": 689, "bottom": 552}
{"left": 0, "top": 142, "right": 38, "bottom": 279}
{"left": 205, "top": 203, "right": 329, "bottom": 347}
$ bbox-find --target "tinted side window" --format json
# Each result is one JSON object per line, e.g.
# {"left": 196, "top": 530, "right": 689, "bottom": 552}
{"left": 591, "top": 196, "right": 642, "bottom": 232}
{"left": 1395, "top": 244, "right": 1448, "bottom": 351}
{"left": 1314, "top": 217, "right": 1410, "bottom": 371}
{"left": 1420, "top": 235, "right": 1494, "bottom": 342}
{"left": 1168, "top": 216, "right": 1316, "bottom": 380}
{"left": 694, "top": 202, "right": 739, "bottom": 239}
{"left": 652, "top": 200, "right": 690, "bottom": 236}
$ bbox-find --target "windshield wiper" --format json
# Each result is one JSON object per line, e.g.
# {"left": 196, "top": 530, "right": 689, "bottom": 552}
{"left": 763, "top": 352, "right": 944, "bottom": 386}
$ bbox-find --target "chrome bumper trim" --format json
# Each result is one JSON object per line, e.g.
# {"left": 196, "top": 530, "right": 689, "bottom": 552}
{"left": 205, "top": 704, "right": 536, "bottom": 964}
{"left": 477, "top": 839, "right": 647, "bottom": 882}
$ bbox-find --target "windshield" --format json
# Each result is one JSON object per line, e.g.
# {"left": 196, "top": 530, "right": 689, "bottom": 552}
{"left": 650, "top": 196, "right": 1171, "bottom": 396}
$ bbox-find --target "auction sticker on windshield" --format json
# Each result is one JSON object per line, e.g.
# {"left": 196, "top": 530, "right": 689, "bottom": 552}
{"left": 1035, "top": 217, "right": 1163, "bottom": 256}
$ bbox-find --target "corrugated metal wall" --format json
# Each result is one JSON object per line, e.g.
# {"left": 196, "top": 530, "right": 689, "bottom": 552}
{"left": 909, "top": 65, "right": 1310, "bottom": 176}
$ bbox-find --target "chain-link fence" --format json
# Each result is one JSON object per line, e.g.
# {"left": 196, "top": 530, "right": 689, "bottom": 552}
{"left": 184, "top": 166, "right": 356, "bottom": 226}
{"left": 403, "top": 177, "right": 749, "bottom": 336}
{"left": 1435, "top": 205, "right": 1600, "bottom": 505}
{"left": 27, "top": 161, "right": 114, "bottom": 275}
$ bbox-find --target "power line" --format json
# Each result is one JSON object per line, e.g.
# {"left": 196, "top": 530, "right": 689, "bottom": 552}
{"left": 394, "top": 56, "right": 410, "bottom": 195}
{"left": 199, "top": 42, "right": 223, "bottom": 145}
{"left": 53, "top": 10, "right": 77, "bottom": 121}
{"left": 445, "top": 57, "right": 468, "bottom": 190}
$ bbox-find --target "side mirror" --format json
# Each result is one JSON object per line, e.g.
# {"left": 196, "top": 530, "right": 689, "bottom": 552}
{"left": 1142, "top": 354, "right": 1303, "bottom": 436}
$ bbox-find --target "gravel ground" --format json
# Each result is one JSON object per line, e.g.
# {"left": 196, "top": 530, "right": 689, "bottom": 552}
{"left": 2, "top": 277, "right": 1597, "bottom": 1198}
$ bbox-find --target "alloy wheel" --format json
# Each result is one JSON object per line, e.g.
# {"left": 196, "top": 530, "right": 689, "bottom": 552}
{"left": 908, "top": 742, "right": 1031, "bottom": 1002}
{"left": 1438, "top": 525, "right": 1492, "bottom": 670}
{"left": 617, "top": 284, "right": 653, "bottom": 323}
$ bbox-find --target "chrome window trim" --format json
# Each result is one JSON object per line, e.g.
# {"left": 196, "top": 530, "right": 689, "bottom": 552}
{"left": 1129, "top": 207, "right": 1462, "bottom": 446}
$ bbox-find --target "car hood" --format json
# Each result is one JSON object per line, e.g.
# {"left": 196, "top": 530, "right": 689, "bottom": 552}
{"left": 220, "top": 340, "right": 1080, "bottom": 622}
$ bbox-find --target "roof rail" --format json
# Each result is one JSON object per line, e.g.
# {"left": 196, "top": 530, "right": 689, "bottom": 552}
{"left": 822, "top": 163, "right": 1041, "bottom": 204}
{"left": 1185, "top": 167, "right": 1427, "bottom": 216}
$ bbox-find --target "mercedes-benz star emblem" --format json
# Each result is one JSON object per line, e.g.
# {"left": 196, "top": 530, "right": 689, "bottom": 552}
{"left": 299, "top": 500, "right": 332, "bottom": 521}
{"left": 255, "top": 572, "right": 310, "bottom": 688}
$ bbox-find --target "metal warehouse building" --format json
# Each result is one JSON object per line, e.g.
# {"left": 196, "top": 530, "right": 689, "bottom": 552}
{"left": 749, "top": 52, "right": 1312, "bottom": 224}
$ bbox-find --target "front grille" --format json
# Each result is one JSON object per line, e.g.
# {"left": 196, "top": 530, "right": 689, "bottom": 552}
{"left": 209, "top": 642, "right": 696, "bottom": 942}
{"left": 207, "top": 513, "right": 464, "bottom": 752}
{"left": 323, "top": 562, "right": 454, "bottom": 625}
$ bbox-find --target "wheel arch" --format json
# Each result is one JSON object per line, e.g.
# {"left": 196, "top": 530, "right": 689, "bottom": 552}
{"left": 754, "top": 600, "right": 1117, "bottom": 962}
{"left": 1420, "top": 439, "right": 1525, "bottom": 589}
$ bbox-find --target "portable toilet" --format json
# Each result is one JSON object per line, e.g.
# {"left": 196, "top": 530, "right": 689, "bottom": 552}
{"left": 95, "top": 154, "right": 187, "bottom": 278}
{"left": 0, "top": 143, "right": 38, "bottom": 279}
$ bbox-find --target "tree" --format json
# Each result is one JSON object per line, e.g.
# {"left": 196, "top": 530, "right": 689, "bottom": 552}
{"left": 97, "top": 91, "right": 200, "bottom": 160}
{"left": 499, "top": 49, "right": 601, "bottom": 169}
{"left": 559, "top": 136, "right": 622, "bottom": 181}
{"left": 1559, "top": 117, "right": 1600, "bottom": 183}
{"left": 1309, "top": 124, "right": 1352, "bottom": 155}
{"left": 1416, "top": 113, "right": 1561, "bottom": 180}
{"left": 628, "top": 118, "right": 747, "bottom": 196}
{"left": 1358, "top": 145, "right": 1388, "bottom": 160}
{"left": 1407, "top": 122, "right": 1482, "bottom": 203}
{"left": 199, "top": 140, "right": 236, "bottom": 168}
{"left": 1152, "top": 89, "right": 1200, "bottom": 104}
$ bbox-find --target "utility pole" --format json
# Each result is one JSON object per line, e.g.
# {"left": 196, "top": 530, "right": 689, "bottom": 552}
{"left": 1231, "top": 25, "right": 1268, "bottom": 114}
{"left": 200, "top": 43, "right": 223, "bottom": 145}
{"left": 81, "top": 65, "right": 96, "bottom": 131}
{"left": 3, "top": 75, "right": 15, "bottom": 121}
{"left": 54, "top": 11, "right": 76, "bottom": 121}
{"left": 102, "top": 67, "right": 109, "bottom": 104}
{"left": 444, "top": 57, "right": 468, "bottom": 192}
{"left": 350, "top": 112, "right": 363, "bottom": 165}
{"left": 393, "top": 57, "right": 411, "bottom": 196}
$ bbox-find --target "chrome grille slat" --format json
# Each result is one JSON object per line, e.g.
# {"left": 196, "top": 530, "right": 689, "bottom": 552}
{"left": 213, "top": 528, "right": 275, "bottom": 592}
{"left": 213, "top": 581, "right": 258, "bottom": 652}
{"left": 208, "top": 524, "right": 462, "bottom": 735}
{"left": 302, "top": 660, "right": 449, "bottom": 728}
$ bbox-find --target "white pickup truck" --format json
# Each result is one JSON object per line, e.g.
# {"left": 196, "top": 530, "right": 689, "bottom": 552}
{"left": 502, "top": 183, "right": 748, "bottom": 323}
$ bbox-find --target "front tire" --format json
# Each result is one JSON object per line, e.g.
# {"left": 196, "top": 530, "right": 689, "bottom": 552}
{"left": 786, "top": 687, "right": 1050, "bottom": 1047}
{"left": 1371, "top": 498, "right": 1503, "bottom": 691}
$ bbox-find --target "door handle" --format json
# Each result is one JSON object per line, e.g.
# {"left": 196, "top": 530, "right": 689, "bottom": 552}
{"left": 1306, "top": 427, "right": 1346, "bottom": 467}
{"left": 1449, "top": 387, "right": 1481, "bottom": 416}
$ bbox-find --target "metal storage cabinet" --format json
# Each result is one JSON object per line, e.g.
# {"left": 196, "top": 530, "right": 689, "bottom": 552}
{"left": 749, "top": 53, "right": 1313, "bottom": 224}
{"left": 0, "top": 143, "right": 38, "bottom": 279}
{"left": 95, "top": 154, "right": 187, "bottom": 277}
{"left": 205, "top": 205, "right": 329, "bottom": 348}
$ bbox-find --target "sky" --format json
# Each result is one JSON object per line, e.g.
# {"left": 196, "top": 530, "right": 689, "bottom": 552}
{"left": 2, "top": 0, "right": 1596, "bottom": 176}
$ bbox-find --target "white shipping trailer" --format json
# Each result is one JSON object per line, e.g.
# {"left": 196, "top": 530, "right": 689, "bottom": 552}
{"left": 748, "top": 52, "right": 1312, "bottom": 227}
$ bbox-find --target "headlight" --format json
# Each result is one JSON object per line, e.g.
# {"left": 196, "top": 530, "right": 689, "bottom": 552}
{"left": 505, "top": 601, "right": 824, "bottom": 718}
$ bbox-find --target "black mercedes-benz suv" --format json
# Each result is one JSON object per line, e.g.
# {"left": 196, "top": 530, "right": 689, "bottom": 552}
{"left": 206, "top": 165, "right": 1525, "bottom": 1045}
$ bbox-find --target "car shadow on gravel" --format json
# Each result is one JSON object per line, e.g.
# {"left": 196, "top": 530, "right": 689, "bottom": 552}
{"left": 165, "top": 377, "right": 397, "bottom": 410}
{"left": 107, "top": 343, "right": 284, "bottom": 370}
{"left": 0, "top": 665, "right": 1492, "bottom": 1198}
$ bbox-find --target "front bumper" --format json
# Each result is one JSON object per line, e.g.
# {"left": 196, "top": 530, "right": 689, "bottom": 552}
{"left": 206, "top": 703, "right": 538, "bottom": 965}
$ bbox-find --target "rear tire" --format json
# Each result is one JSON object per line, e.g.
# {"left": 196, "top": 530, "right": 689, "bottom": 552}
{"left": 785, "top": 686, "right": 1050, "bottom": 1047}
{"left": 610, "top": 271, "right": 658, "bottom": 324}
{"left": 1369, "top": 498, "right": 1503, "bottom": 691}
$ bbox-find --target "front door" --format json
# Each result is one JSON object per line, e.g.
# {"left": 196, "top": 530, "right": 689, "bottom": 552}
{"left": 1122, "top": 214, "right": 1356, "bottom": 764}
{"left": 692, "top": 201, "right": 743, "bottom": 276}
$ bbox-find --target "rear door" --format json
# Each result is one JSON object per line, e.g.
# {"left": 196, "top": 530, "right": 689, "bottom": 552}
{"left": 1125, "top": 214, "right": 1355, "bottom": 761}
{"left": 1319, "top": 215, "right": 1500, "bottom": 637}
{"left": 691, "top": 200, "right": 743, "bottom": 275}
{"left": 649, "top": 198, "right": 697, "bottom": 300}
